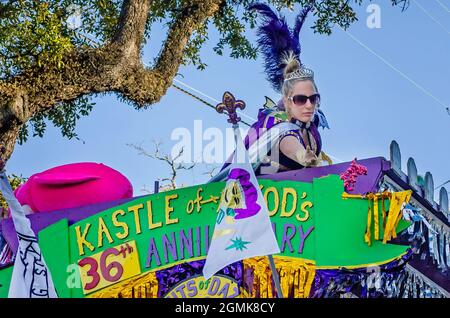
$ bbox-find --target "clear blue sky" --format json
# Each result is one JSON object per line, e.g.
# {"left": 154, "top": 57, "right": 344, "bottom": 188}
{"left": 6, "top": 1, "right": 450, "bottom": 200}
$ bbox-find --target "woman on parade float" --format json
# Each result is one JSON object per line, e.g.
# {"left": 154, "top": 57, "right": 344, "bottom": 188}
{"left": 213, "top": 3, "right": 332, "bottom": 182}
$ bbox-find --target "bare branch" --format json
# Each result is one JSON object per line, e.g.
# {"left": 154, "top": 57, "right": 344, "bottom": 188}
{"left": 140, "top": 185, "right": 153, "bottom": 194}
{"left": 178, "top": 163, "right": 196, "bottom": 170}
{"left": 126, "top": 142, "right": 156, "bottom": 158}
{"left": 203, "top": 165, "right": 219, "bottom": 179}
{"left": 172, "top": 147, "right": 185, "bottom": 162}
{"left": 128, "top": 140, "right": 197, "bottom": 190}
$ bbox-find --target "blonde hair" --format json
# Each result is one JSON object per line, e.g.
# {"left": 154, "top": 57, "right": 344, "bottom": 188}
{"left": 281, "top": 51, "right": 318, "bottom": 98}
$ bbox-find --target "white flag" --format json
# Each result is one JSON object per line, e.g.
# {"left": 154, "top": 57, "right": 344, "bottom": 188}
{"left": 203, "top": 126, "right": 280, "bottom": 280}
{"left": 0, "top": 172, "right": 57, "bottom": 298}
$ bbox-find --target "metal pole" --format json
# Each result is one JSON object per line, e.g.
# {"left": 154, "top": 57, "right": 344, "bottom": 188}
{"left": 154, "top": 180, "right": 159, "bottom": 194}
{"left": 214, "top": 92, "right": 283, "bottom": 297}
{"left": 268, "top": 255, "right": 283, "bottom": 298}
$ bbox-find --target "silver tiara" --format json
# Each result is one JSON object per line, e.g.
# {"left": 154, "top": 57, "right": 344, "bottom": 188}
{"left": 284, "top": 66, "right": 314, "bottom": 82}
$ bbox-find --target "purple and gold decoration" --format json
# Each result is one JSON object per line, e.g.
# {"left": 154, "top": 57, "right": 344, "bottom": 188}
{"left": 215, "top": 91, "right": 246, "bottom": 125}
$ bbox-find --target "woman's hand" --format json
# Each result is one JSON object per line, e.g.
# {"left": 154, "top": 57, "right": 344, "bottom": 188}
{"left": 303, "top": 145, "right": 319, "bottom": 166}
{"left": 281, "top": 136, "right": 319, "bottom": 167}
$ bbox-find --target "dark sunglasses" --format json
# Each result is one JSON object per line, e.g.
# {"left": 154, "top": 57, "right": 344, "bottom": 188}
{"left": 288, "top": 94, "right": 320, "bottom": 106}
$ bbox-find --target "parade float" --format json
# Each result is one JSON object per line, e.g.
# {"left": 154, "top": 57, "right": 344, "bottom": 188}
{"left": 0, "top": 100, "right": 448, "bottom": 298}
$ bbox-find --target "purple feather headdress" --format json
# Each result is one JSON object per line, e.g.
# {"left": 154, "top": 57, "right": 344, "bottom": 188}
{"left": 248, "top": 3, "right": 312, "bottom": 92}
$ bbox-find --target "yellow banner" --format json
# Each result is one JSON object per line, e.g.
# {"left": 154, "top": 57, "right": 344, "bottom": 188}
{"left": 164, "top": 275, "right": 240, "bottom": 298}
{"left": 78, "top": 240, "right": 141, "bottom": 294}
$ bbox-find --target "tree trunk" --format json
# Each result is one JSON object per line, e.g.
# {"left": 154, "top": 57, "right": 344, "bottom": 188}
{"left": 0, "top": 0, "right": 224, "bottom": 164}
{"left": 0, "top": 126, "right": 20, "bottom": 164}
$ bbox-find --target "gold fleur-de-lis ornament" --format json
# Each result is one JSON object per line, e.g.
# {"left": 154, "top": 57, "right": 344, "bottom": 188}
{"left": 215, "top": 92, "right": 246, "bottom": 125}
